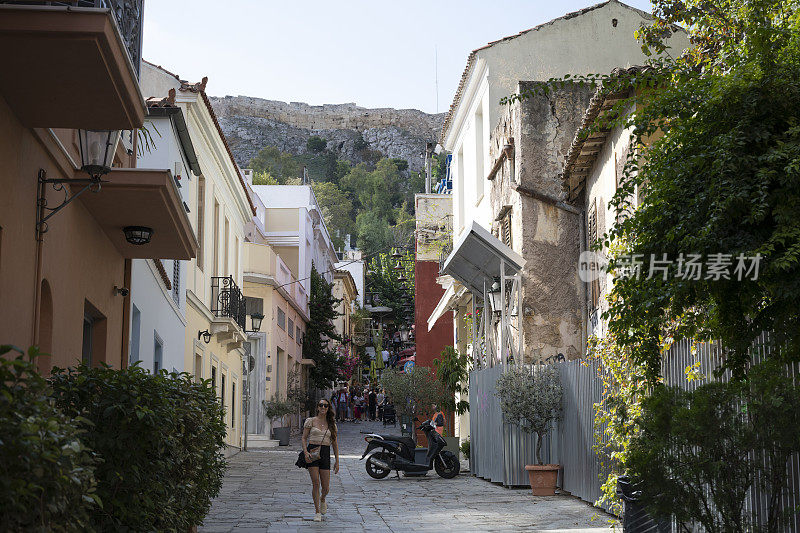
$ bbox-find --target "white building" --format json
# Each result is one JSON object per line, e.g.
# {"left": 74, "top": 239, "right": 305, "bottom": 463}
{"left": 336, "top": 249, "right": 366, "bottom": 308}
{"left": 129, "top": 91, "right": 200, "bottom": 374}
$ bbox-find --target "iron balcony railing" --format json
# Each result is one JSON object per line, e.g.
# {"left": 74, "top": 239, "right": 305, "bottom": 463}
{"left": 211, "top": 276, "right": 246, "bottom": 331}
{"left": 2, "top": 0, "right": 144, "bottom": 77}
{"left": 438, "top": 240, "right": 453, "bottom": 274}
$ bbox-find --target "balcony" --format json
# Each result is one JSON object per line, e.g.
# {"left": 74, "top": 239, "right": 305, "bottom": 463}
{"left": 210, "top": 276, "right": 247, "bottom": 352}
{"left": 243, "top": 242, "right": 309, "bottom": 320}
{"left": 0, "top": 0, "right": 145, "bottom": 129}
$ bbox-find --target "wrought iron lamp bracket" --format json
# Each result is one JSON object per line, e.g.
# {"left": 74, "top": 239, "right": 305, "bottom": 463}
{"left": 36, "top": 169, "right": 106, "bottom": 240}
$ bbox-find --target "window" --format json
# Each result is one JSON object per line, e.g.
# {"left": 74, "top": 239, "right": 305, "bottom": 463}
{"left": 502, "top": 212, "right": 512, "bottom": 248}
{"left": 197, "top": 176, "right": 205, "bottom": 270}
{"left": 457, "top": 148, "right": 465, "bottom": 230}
{"left": 288, "top": 318, "right": 294, "bottom": 338}
{"left": 194, "top": 352, "right": 203, "bottom": 383}
{"left": 296, "top": 326, "right": 301, "bottom": 344}
{"left": 213, "top": 200, "right": 220, "bottom": 277}
{"left": 153, "top": 332, "right": 163, "bottom": 374}
{"left": 277, "top": 307, "right": 285, "bottom": 330}
{"left": 224, "top": 217, "right": 229, "bottom": 275}
{"left": 588, "top": 199, "right": 600, "bottom": 309}
{"left": 221, "top": 374, "right": 226, "bottom": 409}
{"left": 82, "top": 300, "right": 106, "bottom": 366}
{"left": 211, "top": 365, "right": 217, "bottom": 391}
{"left": 234, "top": 236, "right": 239, "bottom": 282}
{"left": 231, "top": 382, "right": 236, "bottom": 429}
{"left": 475, "top": 109, "right": 485, "bottom": 200}
{"left": 172, "top": 260, "right": 180, "bottom": 306}
{"left": 130, "top": 304, "right": 141, "bottom": 364}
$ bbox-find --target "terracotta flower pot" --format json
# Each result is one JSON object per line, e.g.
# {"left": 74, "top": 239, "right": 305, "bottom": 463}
{"left": 524, "top": 464, "right": 560, "bottom": 496}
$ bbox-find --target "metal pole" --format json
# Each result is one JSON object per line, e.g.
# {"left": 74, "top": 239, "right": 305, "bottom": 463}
{"left": 243, "top": 349, "right": 249, "bottom": 451}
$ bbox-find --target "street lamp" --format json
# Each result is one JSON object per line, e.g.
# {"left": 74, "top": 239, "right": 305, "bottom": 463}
{"left": 249, "top": 312, "right": 264, "bottom": 333}
{"left": 198, "top": 329, "right": 212, "bottom": 344}
{"left": 123, "top": 226, "right": 153, "bottom": 245}
{"left": 489, "top": 278, "right": 503, "bottom": 316}
{"left": 78, "top": 129, "right": 122, "bottom": 178}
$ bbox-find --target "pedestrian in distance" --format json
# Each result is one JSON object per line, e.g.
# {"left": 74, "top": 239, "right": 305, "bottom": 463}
{"left": 298, "top": 399, "right": 339, "bottom": 522}
{"left": 368, "top": 388, "right": 377, "bottom": 420}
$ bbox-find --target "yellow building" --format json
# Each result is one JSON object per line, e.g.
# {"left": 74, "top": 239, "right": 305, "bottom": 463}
{"left": 141, "top": 63, "right": 256, "bottom": 454}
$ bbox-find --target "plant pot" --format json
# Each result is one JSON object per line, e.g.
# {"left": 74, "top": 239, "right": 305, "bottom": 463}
{"left": 272, "top": 426, "right": 291, "bottom": 446}
{"left": 443, "top": 436, "right": 460, "bottom": 455}
{"left": 524, "top": 464, "right": 560, "bottom": 496}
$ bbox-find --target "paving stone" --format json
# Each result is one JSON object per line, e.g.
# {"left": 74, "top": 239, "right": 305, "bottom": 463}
{"left": 199, "top": 420, "right": 615, "bottom": 532}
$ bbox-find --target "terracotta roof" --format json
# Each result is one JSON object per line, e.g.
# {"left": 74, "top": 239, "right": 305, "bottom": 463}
{"left": 440, "top": 0, "right": 622, "bottom": 144}
{"left": 179, "top": 77, "right": 257, "bottom": 216}
{"left": 154, "top": 259, "right": 172, "bottom": 291}
{"left": 560, "top": 65, "right": 652, "bottom": 201}
{"left": 145, "top": 88, "right": 176, "bottom": 108}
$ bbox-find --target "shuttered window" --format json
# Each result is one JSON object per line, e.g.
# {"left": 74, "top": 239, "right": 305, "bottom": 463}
{"left": 588, "top": 200, "right": 600, "bottom": 309}
{"left": 502, "top": 212, "right": 512, "bottom": 248}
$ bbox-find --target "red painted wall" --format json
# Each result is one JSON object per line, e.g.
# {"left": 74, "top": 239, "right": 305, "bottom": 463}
{"left": 414, "top": 259, "right": 455, "bottom": 444}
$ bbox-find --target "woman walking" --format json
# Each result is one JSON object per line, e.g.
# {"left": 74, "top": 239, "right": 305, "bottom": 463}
{"left": 299, "top": 399, "right": 339, "bottom": 522}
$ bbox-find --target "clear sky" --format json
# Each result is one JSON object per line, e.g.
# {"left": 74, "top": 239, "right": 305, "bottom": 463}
{"left": 142, "top": 0, "right": 653, "bottom": 114}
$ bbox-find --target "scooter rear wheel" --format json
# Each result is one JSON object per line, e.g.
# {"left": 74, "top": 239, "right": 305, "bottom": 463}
{"left": 365, "top": 452, "right": 392, "bottom": 479}
{"left": 434, "top": 451, "right": 460, "bottom": 479}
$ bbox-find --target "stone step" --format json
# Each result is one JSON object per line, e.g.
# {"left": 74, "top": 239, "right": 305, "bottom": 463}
{"left": 247, "top": 434, "right": 279, "bottom": 448}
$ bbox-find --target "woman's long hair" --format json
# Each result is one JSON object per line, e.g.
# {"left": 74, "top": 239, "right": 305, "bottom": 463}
{"left": 321, "top": 401, "right": 337, "bottom": 442}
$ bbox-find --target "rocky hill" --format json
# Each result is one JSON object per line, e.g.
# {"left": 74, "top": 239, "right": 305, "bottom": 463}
{"left": 209, "top": 96, "right": 445, "bottom": 172}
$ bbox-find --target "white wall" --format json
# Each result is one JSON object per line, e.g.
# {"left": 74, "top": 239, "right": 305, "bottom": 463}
{"left": 445, "top": 1, "right": 690, "bottom": 241}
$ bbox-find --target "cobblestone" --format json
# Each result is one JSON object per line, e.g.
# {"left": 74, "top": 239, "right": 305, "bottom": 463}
{"left": 200, "top": 420, "right": 614, "bottom": 532}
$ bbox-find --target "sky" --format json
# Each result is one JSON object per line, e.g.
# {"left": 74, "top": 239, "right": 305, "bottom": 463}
{"left": 143, "top": 0, "right": 653, "bottom": 115}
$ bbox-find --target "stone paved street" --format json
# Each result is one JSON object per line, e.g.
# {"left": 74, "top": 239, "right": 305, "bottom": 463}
{"left": 199, "top": 420, "right": 615, "bottom": 532}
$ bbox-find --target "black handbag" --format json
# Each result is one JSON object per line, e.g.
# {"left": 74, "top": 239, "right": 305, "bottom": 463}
{"left": 295, "top": 427, "right": 328, "bottom": 468}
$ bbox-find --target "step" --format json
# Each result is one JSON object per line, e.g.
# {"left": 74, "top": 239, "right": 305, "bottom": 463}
{"left": 247, "top": 434, "right": 279, "bottom": 448}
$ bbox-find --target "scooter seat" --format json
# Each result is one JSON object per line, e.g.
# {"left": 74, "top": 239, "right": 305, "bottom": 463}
{"left": 379, "top": 435, "right": 415, "bottom": 451}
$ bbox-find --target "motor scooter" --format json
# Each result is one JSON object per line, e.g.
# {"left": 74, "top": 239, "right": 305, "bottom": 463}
{"left": 360, "top": 419, "right": 460, "bottom": 479}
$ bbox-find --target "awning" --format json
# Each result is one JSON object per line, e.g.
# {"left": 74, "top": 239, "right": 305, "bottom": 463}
{"left": 427, "top": 280, "right": 467, "bottom": 332}
{"left": 0, "top": 5, "right": 145, "bottom": 129}
{"left": 440, "top": 220, "right": 525, "bottom": 294}
{"left": 75, "top": 168, "right": 198, "bottom": 259}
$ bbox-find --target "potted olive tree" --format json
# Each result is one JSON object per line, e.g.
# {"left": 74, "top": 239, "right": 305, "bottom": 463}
{"left": 263, "top": 396, "right": 297, "bottom": 446}
{"left": 433, "top": 346, "right": 470, "bottom": 455}
{"left": 496, "top": 364, "right": 563, "bottom": 495}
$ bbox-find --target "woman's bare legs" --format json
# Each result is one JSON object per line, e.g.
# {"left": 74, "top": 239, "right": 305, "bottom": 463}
{"left": 308, "top": 466, "right": 321, "bottom": 513}
{"left": 319, "top": 468, "right": 331, "bottom": 509}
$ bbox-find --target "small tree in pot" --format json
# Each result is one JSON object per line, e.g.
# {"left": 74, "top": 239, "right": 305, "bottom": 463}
{"left": 495, "top": 364, "right": 563, "bottom": 495}
{"left": 263, "top": 396, "right": 297, "bottom": 446}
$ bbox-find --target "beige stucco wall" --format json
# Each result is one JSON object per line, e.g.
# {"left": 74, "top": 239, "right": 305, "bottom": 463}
{"left": 0, "top": 94, "right": 129, "bottom": 372}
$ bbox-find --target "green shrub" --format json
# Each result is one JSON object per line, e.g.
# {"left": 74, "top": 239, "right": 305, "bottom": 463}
{"left": 460, "top": 438, "right": 470, "bottom": 459}
{"left": 0, "top": 346, "right": 98, "bottom": 533}
{"left": 49, "top": 364, "right": 227, "bottom": 531}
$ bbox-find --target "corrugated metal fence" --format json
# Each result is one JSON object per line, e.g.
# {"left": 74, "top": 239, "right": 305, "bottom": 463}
{"left": 469, "top": 335, "right": 799, "bottom": 530}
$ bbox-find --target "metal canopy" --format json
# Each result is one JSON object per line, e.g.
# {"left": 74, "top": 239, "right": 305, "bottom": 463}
{"left": 441, "top": 221, "right": 525, "bottom": 294}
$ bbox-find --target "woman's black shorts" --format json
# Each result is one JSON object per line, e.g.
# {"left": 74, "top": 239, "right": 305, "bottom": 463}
{"left": 305, "top": 444, "right": 331, "bottom": 470}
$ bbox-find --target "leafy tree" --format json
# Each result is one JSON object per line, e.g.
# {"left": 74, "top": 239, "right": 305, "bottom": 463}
{"left": 311, "top": 181, "right": 355, "bottom": 248}
{"left": 247, "top": 145, "right": 302, "bottom": 182}
{"left": 252, "top": 170, "right": 278, "bottom": 185}
{"left": 380, "top": 367, "right": 448, "bottom": 426}
{"left": 305, "top": 268, "right": 343, "bottom": 389}
{"left": 306, "top": 135, "right": 327, "bottom": 153}
{"left": 390, "top": 158, "right": 409, "bottom": 172}
{"left": 353, "top": 132, "right": 368, "bottom": 151}
{"left": 432, "top": 346, "right": 470, "bottom": 415}
{"left": 366, "top": 250, "right": 414, "bottom": 324}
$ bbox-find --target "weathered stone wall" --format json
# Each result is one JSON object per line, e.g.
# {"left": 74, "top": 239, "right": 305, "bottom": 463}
{"left": 209, "top": 95, "right": 445, "bottom": 172}
{"left": 488, "top": 81, "right": 594, "bottom": 362}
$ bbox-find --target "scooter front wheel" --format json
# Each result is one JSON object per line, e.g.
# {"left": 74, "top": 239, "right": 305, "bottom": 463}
{"left": 434, "top": 451, "right": 460, "bottom": 479}
{"left": 365, "top": 451, "right": 392, "bottom": 479}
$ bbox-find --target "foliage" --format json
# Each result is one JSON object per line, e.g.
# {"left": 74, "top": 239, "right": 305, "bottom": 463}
{"left": 380, "top": 367, "right": 448, "bottom": 423}
{"left": 0, "top": 346, "right": 98, "bottom": 533}
{"left": 460, "top": 437, "right": 470, "bottom": 459}
{"left": 353, "top": 132, "right": 368, "bottom": 151}
{"left": 252, "top": 170, "right": 278, "bottom": 185}
{"left": 629, "top": 359, "right": 800, "bottom": 533}
{"left": 495, "top": 364, "right": 563, "bottom": 465}
{"left": 247, "top": 145, "right": 303, "bottom": 183}
{"left": 306, "top": 135, "right": 327, "bottom": 153}
{"left": 366, "top": 250, "right": 414, "bottom": 325}
{"left": 48, "top": 364, "right": 226, "bottom": 531}
{"left": 263, "top": 395, "right": 298, "bottom": 427}
{"left": 305, "top": 267, "right": 343, "bottom": 389}
{"left": 602, "top": 0, "right": 800, "bottom": 380}
{"left": 432, "top": 345, "right": 470, "bottom": 415}
{"left": 431, "top": 152, "right": 448, "bottom": 180}
{"left": 585, "top": 329, "right": 651, "bottom": 515}
{"left": 311, "top": 180, "right": 354, "bottom": 249}
{"left": 286, "top": 367, "right": 312, "bottom": 414}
